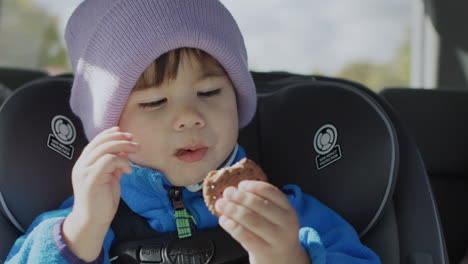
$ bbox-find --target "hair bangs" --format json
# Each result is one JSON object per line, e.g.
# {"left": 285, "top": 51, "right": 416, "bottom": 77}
{"left": 134, "top": 48, "right": 223, "bottom": 91}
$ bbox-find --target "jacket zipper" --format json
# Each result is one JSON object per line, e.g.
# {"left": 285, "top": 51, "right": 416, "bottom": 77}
{"left": 169, "top": 187, "right": 196, "bottom": 239}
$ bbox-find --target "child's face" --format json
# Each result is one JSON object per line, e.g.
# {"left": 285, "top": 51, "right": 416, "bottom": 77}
{"left": 119, "top": 55, "right": 239, "bottom": 186}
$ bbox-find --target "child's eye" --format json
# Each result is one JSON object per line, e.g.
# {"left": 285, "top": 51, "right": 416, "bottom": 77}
{"left": 139, "top": 98, "right": 167, "bottom": 109}
{"left": 198, "top": 88, "right": 221, "bottom": 98}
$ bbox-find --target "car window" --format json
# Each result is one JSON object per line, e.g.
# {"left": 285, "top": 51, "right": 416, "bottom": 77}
{"left": 225, "top": 0, "right": 413, "bottom": 92}
{"left": 0, "top": 0, "right": 413, "bottom": 91}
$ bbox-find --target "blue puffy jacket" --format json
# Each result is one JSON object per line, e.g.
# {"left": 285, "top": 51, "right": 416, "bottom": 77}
{"left": 6, "top": 145, "right": 380, "bottom": 264}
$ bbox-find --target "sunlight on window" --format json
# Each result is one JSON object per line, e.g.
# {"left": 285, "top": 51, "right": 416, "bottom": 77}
{"left": 222, "top": 0, "right": 413, "bottom": 91}
{"left": 0, "top": 0, "right": 413, "bottom": 91}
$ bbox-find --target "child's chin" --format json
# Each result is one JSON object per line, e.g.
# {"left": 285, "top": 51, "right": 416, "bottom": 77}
{"left": 169, "top": 173, "right": 206, "bottom": 187}
{"left": 167, "top": 162, "right": 218, "bottom": 186}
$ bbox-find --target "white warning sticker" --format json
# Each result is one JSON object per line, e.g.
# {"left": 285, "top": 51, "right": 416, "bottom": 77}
{"left": 314, "top": 124, "right": 342, "bottom": 170}
{"left": 47, "top": 115, "right": 76, "bottom": 160}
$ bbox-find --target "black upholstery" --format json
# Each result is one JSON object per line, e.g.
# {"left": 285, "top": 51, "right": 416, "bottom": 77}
{"left": 0, "top": 73, "right": 449, "bottom": 263}
{"left": 0, "top": 210, "right": 20, "bottom": 262}
{"left": 0, "top": 78, "right": 88, "bottom": 233}
{"left": 250, "top": 73, "right": 449, "bottom": 263}
{"left": 0, "top": 82, "right": 12, "bottom": 106}
{"left": 381, "top": 88, "right": 468, "bottom": 263}
{"left": 0, "top": 67, "right": 48, "bottom": 91}
{"left": 248, "top": 72, "right": 398, "bottom": 236}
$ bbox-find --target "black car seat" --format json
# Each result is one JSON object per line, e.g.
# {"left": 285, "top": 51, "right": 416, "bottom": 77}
{"left": 0, "top": 82, "right": 12, "bottom": 106}
{"left": 381, "top": 88, "right": 468, "bottom": 263}
{"left": 0, "top": 73, "right": 448, "bottom": 264}
{"left": 0, "top": 202, "right": 21, "bottom": 261}
{"left": 0, "top": 67, "right": 48, "bottom": 91}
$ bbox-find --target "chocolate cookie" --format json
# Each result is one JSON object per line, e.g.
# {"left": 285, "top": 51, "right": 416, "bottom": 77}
{"left": 203, "top": 158, "right": 268, "bottom": 217}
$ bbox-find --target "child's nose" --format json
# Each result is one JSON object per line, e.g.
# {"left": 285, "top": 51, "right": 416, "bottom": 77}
{"left": 173, "top": 108, "right": 205, "bottom": 131}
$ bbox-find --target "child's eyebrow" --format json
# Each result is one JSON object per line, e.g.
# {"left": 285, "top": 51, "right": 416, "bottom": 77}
{"left": 196, "top": 70, "right": 227, "bottom": 82}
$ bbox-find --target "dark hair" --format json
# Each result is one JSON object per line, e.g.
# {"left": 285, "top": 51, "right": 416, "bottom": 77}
{"left": 134, "top": 48, "right": 225, "bottom": 90}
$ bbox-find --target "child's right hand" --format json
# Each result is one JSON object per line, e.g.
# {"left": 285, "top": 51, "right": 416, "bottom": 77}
{"left": 62, "top": 126, "right": 140, "bottom": 261}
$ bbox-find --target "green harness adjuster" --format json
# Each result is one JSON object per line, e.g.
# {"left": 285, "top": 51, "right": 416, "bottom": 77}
{"left": 170, "top": 188, "right": 197, "bottom": 239}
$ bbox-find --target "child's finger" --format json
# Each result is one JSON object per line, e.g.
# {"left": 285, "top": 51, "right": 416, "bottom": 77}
{"left": 86, "top": 131, "right": 134, "bottom": 155}
{"left": 218, "top": 215, "right": 270, "bottom": 254}
{"left": 238, "top": 181, "right": 291, "bottom": 211}
{"left": 81, "top": 129, "right": 134, "bottom": 158}
{"left": 80, "top": 127, "right": 120, "bottom": 156}
{"left": 90, "top": 154, "right": 133, "bottom": 184}
{"left": 118, "top": 152, "right": 129, "bottom": 158}
{"left": 216, "top": 198, "right": 279, "bottom": 245}
{"left": 84, "top": 140, "right": 139, "bottom": 166}
{"left": 223, "top": 186, "right": 290, "bottom": 226}
{"left": 112, "top": 168, "right": 125, "bottom": 181}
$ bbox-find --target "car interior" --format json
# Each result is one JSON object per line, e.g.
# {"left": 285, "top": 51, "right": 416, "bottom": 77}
{"left": 381, "top": 88, "right": 468, "bottom": 263}
{"left": 0, "top": 71, "right": 447, "bottom": 264}
{"left": 0, "top": 0, "right": 467, "bottom": 263}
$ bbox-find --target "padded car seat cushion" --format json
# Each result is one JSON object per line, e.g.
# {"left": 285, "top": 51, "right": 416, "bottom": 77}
{"left": 251, "top": 72, "right": 399, "bottom": 236}
{"left": 0, "top": 67, "right": 48, "bottom": 91}
{"left": 0, "top": 82, "right": 12, "bottom": 106}
{"left": 0, "top": 78, "right": 87, "bottom": 232}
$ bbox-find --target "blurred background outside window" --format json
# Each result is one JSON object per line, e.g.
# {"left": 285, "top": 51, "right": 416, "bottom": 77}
{"left": 0, "top": 0, "right": 415, "bottom": 92}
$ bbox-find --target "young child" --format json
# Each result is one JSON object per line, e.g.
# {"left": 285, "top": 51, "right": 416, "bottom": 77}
{"left": 6, "top": 0, "right": 381, "bottom": 263}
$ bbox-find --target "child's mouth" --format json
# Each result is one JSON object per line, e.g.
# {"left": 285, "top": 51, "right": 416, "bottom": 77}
{"left": 174, "top": 147, "right": 208, "bottom": 163}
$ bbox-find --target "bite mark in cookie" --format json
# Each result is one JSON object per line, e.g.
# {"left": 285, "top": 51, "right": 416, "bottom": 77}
{"left": 203, "top": 158, "right": 268, "bottom": 217}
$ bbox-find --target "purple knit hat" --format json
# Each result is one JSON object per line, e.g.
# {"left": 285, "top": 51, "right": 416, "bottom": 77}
{"left": 65, "top": 0, "right": 257, "bottom": 140}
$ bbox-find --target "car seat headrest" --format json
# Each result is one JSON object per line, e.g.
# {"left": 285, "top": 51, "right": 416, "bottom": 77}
{"left": 0, "top": 67, "right": 48, "bottom": 91}
{"left": 250, "top": 73, "right": 399, "bottom": 236}
{"left": 0, "top": 78, "right": 87, "bottom": 232}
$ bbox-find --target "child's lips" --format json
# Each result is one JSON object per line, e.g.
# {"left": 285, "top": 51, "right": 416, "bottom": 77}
{"left": 174, "top": 147, "right": 208, "bottom": 163}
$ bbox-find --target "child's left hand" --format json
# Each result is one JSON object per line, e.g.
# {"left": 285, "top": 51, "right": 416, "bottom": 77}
{"left": 215, "top": 180, "right": 310, "bottom": 264}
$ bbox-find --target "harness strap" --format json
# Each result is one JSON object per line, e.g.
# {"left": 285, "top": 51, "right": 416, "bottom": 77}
{"left": 109, "top": 199, "right": 249, "bottom": 264}
{"left": 110, "top": 199, "right": 163, "bottom": 242}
